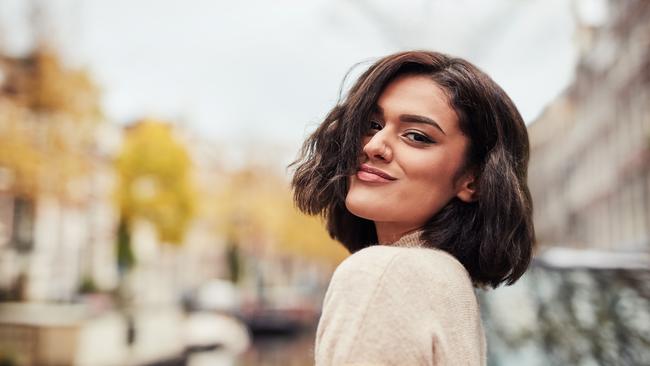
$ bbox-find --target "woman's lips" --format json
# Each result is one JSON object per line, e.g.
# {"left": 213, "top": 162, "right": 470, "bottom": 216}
{"left": 356, "top": 164, "right": 397, "bottom": 183}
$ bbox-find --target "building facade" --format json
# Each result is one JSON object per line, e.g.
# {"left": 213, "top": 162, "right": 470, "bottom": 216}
{"left": 528, "top": 0, "right": 650, "bottom": 251}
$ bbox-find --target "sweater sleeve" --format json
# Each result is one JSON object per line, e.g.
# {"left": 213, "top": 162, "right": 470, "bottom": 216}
{"left": 314, "top": 246, "right": 486, "bottom": 366}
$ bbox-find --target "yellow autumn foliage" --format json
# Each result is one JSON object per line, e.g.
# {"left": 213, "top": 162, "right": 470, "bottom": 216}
{"left": 114, "top": 119, "right": 197, "bottom": 244}
{"left": 0, "top": 49, "right": 101, "bottom": 200}
{"left": 209, "top": 166, "right": 348, "bottom": 264}
{"left": 28, "top": 50, "right": 102, "bottom": 119}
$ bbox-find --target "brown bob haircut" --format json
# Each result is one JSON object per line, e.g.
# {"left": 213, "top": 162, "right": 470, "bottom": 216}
{"left": 291, "top": 51, "right": 535, "bottom": 288}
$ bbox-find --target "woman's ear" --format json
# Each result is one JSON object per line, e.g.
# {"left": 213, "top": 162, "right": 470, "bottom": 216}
{"left": 456, "top": 173, "right": 478, "bottom": 203}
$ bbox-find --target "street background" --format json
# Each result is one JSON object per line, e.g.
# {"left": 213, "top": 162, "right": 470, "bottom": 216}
{"left": 0, "top": 0, "right": 648, "bottom": 365}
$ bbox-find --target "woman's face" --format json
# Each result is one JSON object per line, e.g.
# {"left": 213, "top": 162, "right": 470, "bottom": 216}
{"left": 345, "top": 74, "right": 476, "bottom": 243}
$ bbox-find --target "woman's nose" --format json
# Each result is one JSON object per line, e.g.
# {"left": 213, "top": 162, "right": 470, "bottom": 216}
{"left": 362, "top": 131, "right": 392, "bottom": 162}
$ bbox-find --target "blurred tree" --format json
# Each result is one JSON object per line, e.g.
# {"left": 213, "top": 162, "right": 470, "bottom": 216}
{"left": 209, "top": 165, "right": 347, "bottom": 265}
{"left": 0, "top": 104, "right": 41, "bottom": 196}
{"left": 0, "top": 49, "right": 101, "bottom": 202}
{"left": 27, "top": 50, "right": 102, "bottom": 119}
{"left": 116, "top": 216, "right": 135, "bottom": 274}
{"left": 226, "top": 240, "right": 242, "bottom": 283}
{"left": 114, "top": 119, "right": 197, "bottom": 249}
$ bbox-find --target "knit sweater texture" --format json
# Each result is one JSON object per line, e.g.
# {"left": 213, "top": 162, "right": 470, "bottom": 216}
{"left": 314, "top": 231, "right": 487, "bottom": 366}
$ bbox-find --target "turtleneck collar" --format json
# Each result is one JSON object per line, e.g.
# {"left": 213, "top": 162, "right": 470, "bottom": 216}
{"left": 385, "top": 230, "right": 424, "bottom": 248}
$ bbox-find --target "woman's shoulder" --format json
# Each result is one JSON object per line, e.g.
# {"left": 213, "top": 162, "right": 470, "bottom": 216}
{"left": 318, "top": 244, "right": 486, "bottom": 366}
{"left": 332, "top": 245, "right": 474, "bottom": 292}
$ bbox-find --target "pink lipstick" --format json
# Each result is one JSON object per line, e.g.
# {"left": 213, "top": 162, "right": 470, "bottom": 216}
{"left": 356, "top": 164, "right": 397, "bottom": 183}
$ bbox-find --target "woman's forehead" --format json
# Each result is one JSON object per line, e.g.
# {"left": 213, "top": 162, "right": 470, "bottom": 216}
{"left": 375, "top": 75, "right": 459, "bottom": 131}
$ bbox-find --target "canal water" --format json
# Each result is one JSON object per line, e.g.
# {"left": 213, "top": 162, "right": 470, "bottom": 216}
{"left": 186, "top": 328, "right": 316, "bottom": 366}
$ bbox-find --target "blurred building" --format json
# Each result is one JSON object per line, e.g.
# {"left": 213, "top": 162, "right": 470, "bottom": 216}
{"left": 528, "top": 0, "right": 650, "bottom": 251}
{"left": 0, "top": 50, "right": 120, "bottom": 302}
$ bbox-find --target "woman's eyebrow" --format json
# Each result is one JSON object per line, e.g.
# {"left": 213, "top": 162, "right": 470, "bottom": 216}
{"left": 373, "top": 105, "right": 446, "bottom": 135}
{"left": 399, "top": 114, "right": 447, "bottom": 135}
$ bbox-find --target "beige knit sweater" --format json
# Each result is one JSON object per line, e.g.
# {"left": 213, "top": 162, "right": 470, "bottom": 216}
{"left": 314, "top": 231, "right": 487, "bottom": 366}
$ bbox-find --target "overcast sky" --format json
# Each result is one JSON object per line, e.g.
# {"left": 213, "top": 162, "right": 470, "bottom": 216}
{"left": 0, "top": 0, "right": 578, "bottom": 166}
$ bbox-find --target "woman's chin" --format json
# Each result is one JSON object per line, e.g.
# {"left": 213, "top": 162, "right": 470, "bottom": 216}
{"left": 345, "top": 195, "right": 388, "bottom": 222}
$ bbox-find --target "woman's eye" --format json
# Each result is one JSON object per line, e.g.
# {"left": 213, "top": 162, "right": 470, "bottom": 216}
{"left": 366, "top": 120, "right": 382, "bottom": 135}
{"left": 369, "top": 121, "right": 382, "bottom": 130}
{"left": 404, "top": 132, "right": 433, "bottom": 144}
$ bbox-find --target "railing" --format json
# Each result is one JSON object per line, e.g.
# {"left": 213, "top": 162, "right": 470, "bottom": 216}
{"left": 479, "top": 247, "right": 650, "bottom": 366}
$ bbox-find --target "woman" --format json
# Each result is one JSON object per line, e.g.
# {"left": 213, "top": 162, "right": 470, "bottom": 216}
{"left": 291, "top": 51, "right": 535, "bottom": 365}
